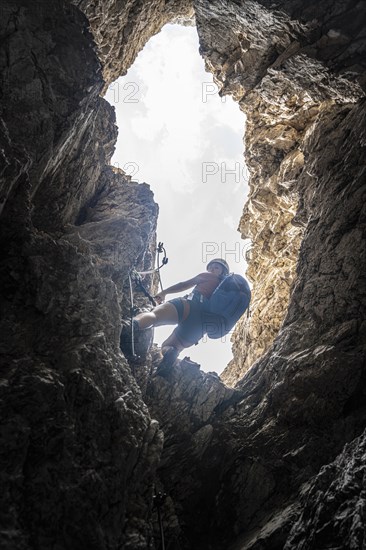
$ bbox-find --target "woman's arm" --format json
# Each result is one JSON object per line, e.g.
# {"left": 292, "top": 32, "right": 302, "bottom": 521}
{"left": 155, "top": 275, "right": 201, "bottom": 303}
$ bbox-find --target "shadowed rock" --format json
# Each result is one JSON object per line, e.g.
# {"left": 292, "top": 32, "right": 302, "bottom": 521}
{"left": 1, "top": 0, "right": 366, "bottom": 549}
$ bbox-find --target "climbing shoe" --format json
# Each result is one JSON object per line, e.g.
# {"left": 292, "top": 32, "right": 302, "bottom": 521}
{"left": 155, "top": 347, "right": 179, "bottom": 379}
{"left": 120, "top": 320, "right": 153, "bottom": 362}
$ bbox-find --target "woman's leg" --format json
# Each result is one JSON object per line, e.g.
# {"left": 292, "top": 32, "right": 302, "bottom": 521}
{"left": 161, "top": 332, "right": 185, "bottom": 355}
{"left": 134, "top": 302, "right": 179, "bottom": 329}
{"left": 161, "top": 302, "right": 203, "bottom": 356}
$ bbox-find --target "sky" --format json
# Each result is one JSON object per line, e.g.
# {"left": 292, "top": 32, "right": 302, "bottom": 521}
{"left": 105, "top": 24, "right": 249, "bottom": 374}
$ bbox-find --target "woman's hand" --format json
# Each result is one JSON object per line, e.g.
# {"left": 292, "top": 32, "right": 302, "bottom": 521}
{"left": 155, "top": 291, "right": 167, "bottom": 305}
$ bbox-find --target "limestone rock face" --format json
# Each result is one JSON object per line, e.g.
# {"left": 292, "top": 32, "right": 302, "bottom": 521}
{"left": 0, "top": 2, "right": 161, "bottom": 548}
{"left": 73, "top": 0, "right": 194, "bottom": 86}
{"left": 1, "top": 0, "right": 366, "bottom": 550}
{"left": 194, "top": 0, "right": 365, "bottom": 385}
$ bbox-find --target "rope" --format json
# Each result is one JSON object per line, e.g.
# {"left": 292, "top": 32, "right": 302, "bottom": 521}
{"left": 157, "top": 268, "right": 163, "bottom": 293}
{"left": 153, "top": 489, "right": 167, "bottom": 550}
{"left": 126, "top": 243, "right": 168, "bottom": 355}
{"left": 134, "top": 268, "right": 159, "bottom": 276}
{"left": 128, "top": 273, "right": 136, "bottom": 357}
{"left": 135, "top": 243, "right": 168, "bottom": 279}
{"left": 130, "top": 242, "right": 168, "bottom": 305}
{"left": 156, "top": 242, "right": 168, "bottom": 292}
{"left": 130, "top": 269, "right": 157, "bottom": 307}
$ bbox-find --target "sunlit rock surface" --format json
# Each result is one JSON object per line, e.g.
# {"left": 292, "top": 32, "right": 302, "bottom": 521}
{"left": 196, "top": 0, "right": 365, "bottom": 385}
{"left": 1, "top": 0, "right": 366, "bottom": 549}
{"left": 72, "top": 0, "right": 194, "bottom": 86}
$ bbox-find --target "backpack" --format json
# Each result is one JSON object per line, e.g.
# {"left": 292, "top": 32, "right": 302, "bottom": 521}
{"left": 203, "top": 273, "right": 251, "bottom": 339}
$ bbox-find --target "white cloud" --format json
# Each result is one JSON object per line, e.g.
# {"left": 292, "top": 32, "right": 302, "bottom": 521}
{"left": 105, "top": 24, "right": 248, "bottom": 374}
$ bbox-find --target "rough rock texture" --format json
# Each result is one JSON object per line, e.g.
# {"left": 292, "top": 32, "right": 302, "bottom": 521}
{"left": 0, "top": 2, "right": 161, "bottom": 549}
{"left": 200, "top": 0, "right": 366, "bottom": 385}
{"left": 1, "top": 0, "right": 366, "bottom": 550}
{"left": 73, "top": 0, "right": 195, "bottom": 86}
{"left": 134, "top": 351, "right": 244, "bottom": 548}
{"left": 284, "top": 428, "right": 366, "bottom": 550}
{"left": 166, "top": 1, "right": 366, "bottom": 546}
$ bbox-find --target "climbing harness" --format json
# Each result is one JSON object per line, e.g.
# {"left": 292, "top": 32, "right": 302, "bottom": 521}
{"left": 127, "top": 242, "right": 168, "bottom": 357}
{"left": 153, "top": 488, "right": 167, "bottom": 550}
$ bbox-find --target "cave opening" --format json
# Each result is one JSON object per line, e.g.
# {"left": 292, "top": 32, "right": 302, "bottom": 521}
{"left": 105, "top": 23, "right": 250, "bottom": 374}
{"left": 2, "top": 1, "right": 366, "bottom": 549}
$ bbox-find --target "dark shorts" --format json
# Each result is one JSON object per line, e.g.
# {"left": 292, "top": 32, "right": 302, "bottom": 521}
{"left": 168, "top": 297, "right": 186, "bottom": 323}
{"left": 168, "top": 297, "right": 215, "bottom": 346}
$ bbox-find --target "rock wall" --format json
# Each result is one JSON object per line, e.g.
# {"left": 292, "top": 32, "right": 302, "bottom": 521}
{"left": 158, "top": 1, "right": 366, "bottom": 546}
{"left": 0, "top": 2, "right": 161, "bottom": 548}
{"left": 72, "top": 0, "right": 194, "bottom": 86}
{"left": 198, "top": 0, "right": 366, "bottom": 385}
{"left": 283, "top": 429, "right": 366, "bottom": 549}
{"left": 191, "top": 97, "right": 366, "bottom": 549}
{"left": 1, "top": 1, "right": 366, "bottom": 550}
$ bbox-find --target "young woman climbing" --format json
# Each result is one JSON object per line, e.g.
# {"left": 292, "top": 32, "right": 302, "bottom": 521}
{"left": 121, "top": 258, "right": 230, "bottom": 371}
